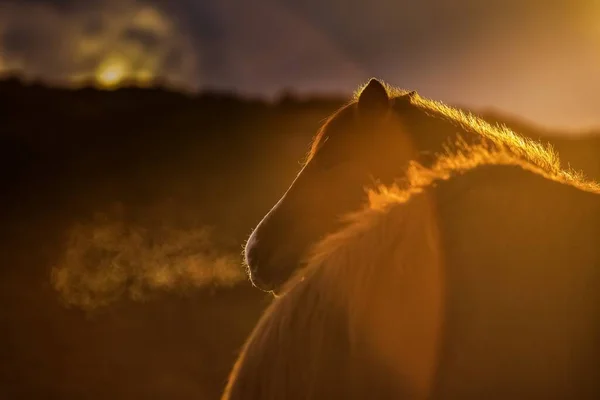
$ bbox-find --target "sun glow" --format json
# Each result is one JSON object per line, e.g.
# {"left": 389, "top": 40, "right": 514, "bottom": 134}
{"left": 96, "top": 59, "right": 127, "bottom": 89}
{"left": 92, "top": 57, "right": 159, "bottom": 90}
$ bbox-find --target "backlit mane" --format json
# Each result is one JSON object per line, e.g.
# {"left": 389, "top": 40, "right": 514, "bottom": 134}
{"left": 409, "top": 95, "right": 560, "bottom": 176}
{"left": 367, "top": 141, "right": 600, "bottom": 212}
{"left": 350, "top": 80, "right": 598, "bottom": 190}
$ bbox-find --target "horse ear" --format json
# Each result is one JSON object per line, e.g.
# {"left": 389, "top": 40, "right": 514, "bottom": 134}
{"left": 358, "top": 78, "right": 389, "bottom": 112}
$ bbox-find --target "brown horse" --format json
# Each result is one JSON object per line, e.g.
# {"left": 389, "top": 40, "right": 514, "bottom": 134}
{"left": 244, "top": 78, "right": 563, "bottom": 293}
{"left": 224, "top": 80, "right": 600, "bottom": 398}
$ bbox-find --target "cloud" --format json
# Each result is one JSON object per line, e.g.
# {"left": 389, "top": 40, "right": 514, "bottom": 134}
{"left": 0, "top": 0, "right": 200, "bottom": 88}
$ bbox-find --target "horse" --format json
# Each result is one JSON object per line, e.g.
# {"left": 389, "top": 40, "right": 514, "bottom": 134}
{"left": 244, "top": 78, "right": 565, "bottom": 293}
{"left": 223, "top": 138, "right": 600, "bottom": 399}
{"left": 223, "top": 79, "right": 600, "bottom": 398}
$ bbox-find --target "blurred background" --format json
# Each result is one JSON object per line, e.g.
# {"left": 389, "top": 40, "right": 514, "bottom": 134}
{"left": 1, "top": 0, "right": 599, "bottom": 398}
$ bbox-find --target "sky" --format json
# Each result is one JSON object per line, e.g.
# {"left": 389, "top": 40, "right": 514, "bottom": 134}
{"left": 1, "top": 0, "right": 599, "bottom": 129}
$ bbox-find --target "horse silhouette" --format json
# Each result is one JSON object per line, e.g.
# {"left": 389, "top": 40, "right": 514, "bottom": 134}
{"left": 225, "top": 80, "right": 600, "bottom": 398}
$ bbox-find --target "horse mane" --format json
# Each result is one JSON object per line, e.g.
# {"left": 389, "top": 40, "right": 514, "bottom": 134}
{"left": 352, "top": 80, "right": 559, "bottom": 170}
{"left": 356, "top": 80, "right": 597, "bottom": 193}
{"left": 367, "top": 140, "right": 600, "bottom": 213}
